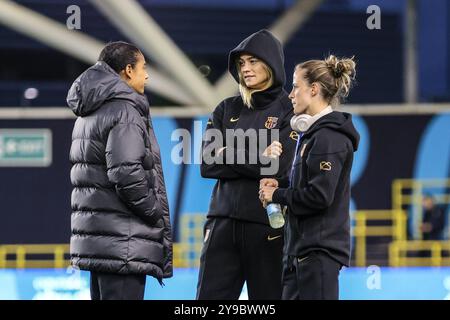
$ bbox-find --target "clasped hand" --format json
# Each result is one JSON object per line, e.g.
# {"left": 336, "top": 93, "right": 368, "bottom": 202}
{"left": 259, "top": 178, "right": 278, "bottom": 208}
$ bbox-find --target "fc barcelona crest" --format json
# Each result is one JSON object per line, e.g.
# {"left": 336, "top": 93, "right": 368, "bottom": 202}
{"left": 265, "top": 117, "right": 278, "bottom": 129}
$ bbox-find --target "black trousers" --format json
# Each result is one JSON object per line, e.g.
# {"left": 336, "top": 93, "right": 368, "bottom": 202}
{"left": 196, "top": 217, "right": 283, "bottom": 300}
{"left": 90, "top": 272, "right": 146, "bottom": 300}
{"left": 281, "top": 250, "right": 342, "bottom": 300}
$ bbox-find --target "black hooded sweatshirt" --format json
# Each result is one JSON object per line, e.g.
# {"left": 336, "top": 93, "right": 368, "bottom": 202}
{"left": 272, "top": 111, "right": 360, "bottom": 266}
{"left": 201, "top": 29, "right": 297, "bottom": 224}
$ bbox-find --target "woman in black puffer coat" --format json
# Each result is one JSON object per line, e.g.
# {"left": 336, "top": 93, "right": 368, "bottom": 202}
{"left": 66, "top": 41, "right": 172, "bottom": 300}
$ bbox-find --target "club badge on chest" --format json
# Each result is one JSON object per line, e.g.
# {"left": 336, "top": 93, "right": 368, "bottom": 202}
{"left": 265, "top": 117, "right": 278, "bottom": 129}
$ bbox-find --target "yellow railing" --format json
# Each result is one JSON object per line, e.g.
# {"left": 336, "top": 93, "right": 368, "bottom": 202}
{"left": 389, "top": 240, "right": 450, "bottom": 266}
{"left": 0, "top": 244, "right": 70, "bottom": 269}
{"left": 392, "top": 178, "right": 450, "bottom": 240}
{"left": 5, "top": 180, "right": 448, "bottom": 269}
{"left": 0, "top": 242, "right": 201, "bottom": 269}
{"left": 353, "top": 210, "right": 407, "bottom": 266}
{"left": 173, "top": 243, "right": 203, "bottom": 268}
{"left": 352, "top": 178, "right": 450, "bottom": 267}
{"left": 0, "top": 215, "right": 207, "bottom": 269}
{"left": 392, "top": 178, "right": 450, "bottom": 208}
{"left": 175, "top": 214, "right": 206, "bottom": 268}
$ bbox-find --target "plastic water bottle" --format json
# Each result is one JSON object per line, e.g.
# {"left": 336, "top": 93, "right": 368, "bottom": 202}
{"left": 266, "top": 203, "right": 285, "bottom": 228}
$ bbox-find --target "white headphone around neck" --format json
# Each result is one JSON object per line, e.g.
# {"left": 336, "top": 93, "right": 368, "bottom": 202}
{"left": 290, "top": 106, "right": 333, "bottom": 133}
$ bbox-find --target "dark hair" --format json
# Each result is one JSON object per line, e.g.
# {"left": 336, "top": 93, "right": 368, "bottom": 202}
{"left": 296, "top": 55, "right": 356, "bottom": 106}
{"left": 98, "top": 41, "right": 142, "bottom": 73}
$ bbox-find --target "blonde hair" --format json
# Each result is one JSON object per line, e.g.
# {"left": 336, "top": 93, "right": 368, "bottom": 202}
{"left": 297, "top": 55, "right": 356, "bottom": 106}
{"left": 236, "top": 60, "right": 274, "bottom": 108}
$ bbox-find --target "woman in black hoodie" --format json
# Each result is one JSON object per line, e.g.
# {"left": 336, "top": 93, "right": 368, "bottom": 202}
{"left": 196, "top": 30, "right": 296, "bottom": 299}
{"left": 260, "top": 55, "right": 359, "bottom": 300}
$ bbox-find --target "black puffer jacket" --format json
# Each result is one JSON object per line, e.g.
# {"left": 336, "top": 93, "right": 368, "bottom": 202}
{"left": 67, "top": 61, "right": 173, "bottom": 281}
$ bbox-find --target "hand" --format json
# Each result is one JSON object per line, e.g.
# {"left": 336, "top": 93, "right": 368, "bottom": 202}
{"left": 259, "top": 186, "right": 277, "bottom": 203}
{"left": 263, "top": 141, "right": 283, "bottom": 159}
{"left": 260, "top": 178, "right": 279, "bottom": 189}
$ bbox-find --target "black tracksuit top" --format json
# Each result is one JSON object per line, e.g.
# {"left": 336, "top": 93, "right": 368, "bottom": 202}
{"left": 273, "top": 112, "right": 360, "bottom": 266}
{"left": 201, "top": 29, "right": 297, "bottom": 225}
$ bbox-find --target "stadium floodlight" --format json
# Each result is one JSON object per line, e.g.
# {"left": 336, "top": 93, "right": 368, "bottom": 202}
{"left": 23, "top": 88, "right": 39, "bottom": 101}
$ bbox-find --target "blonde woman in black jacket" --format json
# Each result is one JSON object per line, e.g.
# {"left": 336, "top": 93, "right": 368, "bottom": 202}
{"left": 197, "top": 30, "right": 297, "bottom": 300}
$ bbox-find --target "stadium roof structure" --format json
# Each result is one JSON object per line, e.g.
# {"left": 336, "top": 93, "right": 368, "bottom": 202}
{"left": 0, "top": 0, "right": 323, "bottom": 111}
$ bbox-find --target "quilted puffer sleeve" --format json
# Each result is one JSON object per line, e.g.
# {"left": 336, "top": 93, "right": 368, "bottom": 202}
{"left": 105, "top": 121, "right": 162, "bottom": 225}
